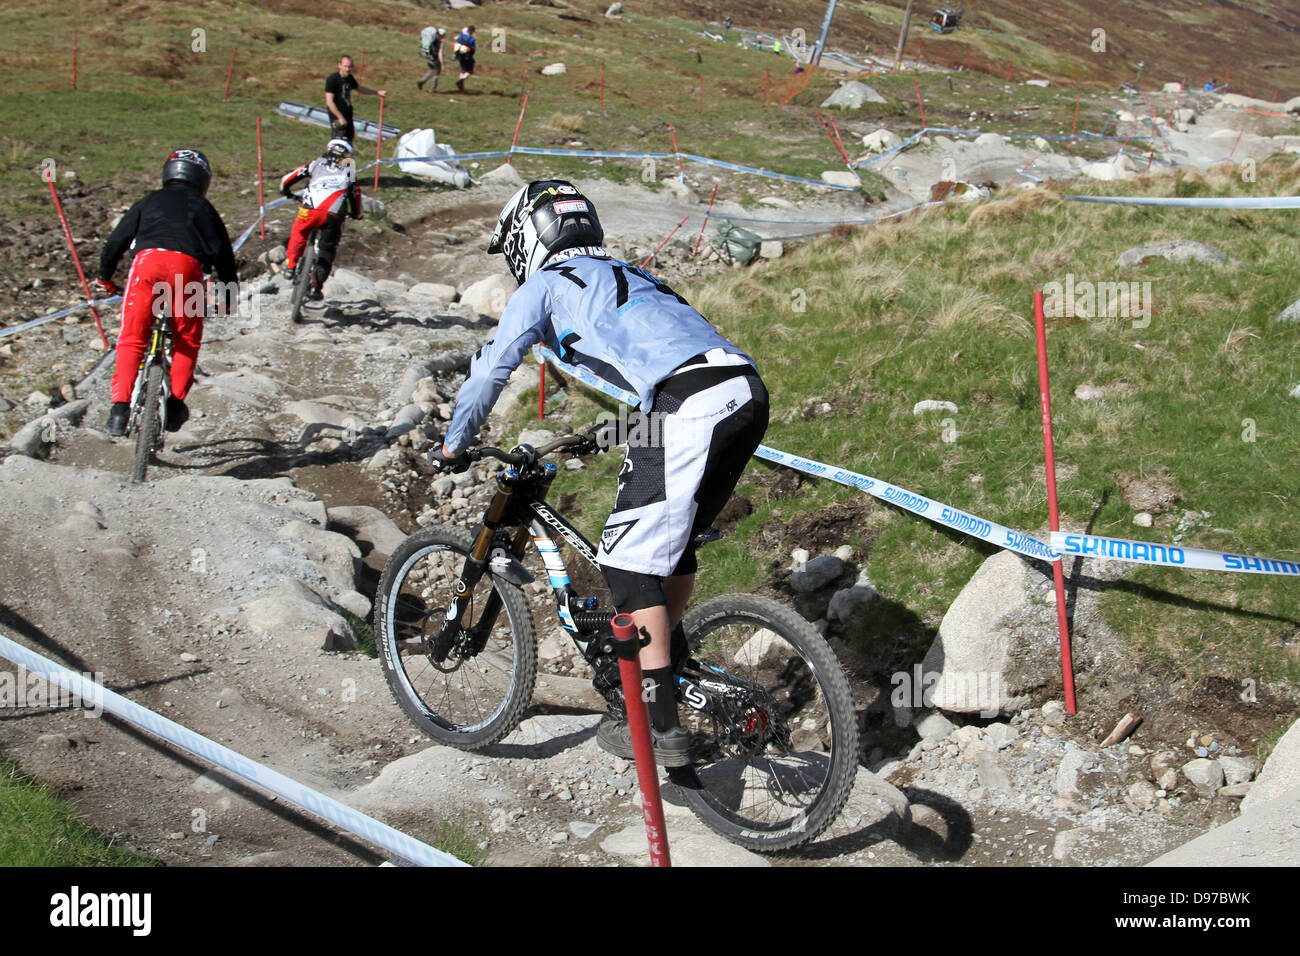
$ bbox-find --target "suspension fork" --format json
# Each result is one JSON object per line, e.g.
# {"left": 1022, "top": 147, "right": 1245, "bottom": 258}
{"left": 429, "top": 469, "right": 521, "bottom": 662}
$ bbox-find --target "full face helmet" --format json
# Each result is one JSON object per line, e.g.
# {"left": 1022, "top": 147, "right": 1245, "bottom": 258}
{"left": 162, "top": 148, "right": 212, "bottom": 194}
{"left": 324, "top": 138, "right": 354, "bottom": 165}
{"left": 486, "top": 180, "right": 604, "bottom": 284}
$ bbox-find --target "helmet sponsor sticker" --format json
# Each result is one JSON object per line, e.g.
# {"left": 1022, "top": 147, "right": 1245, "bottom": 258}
{"left": 553, "top": 199, "right": 589, "bottom": 214}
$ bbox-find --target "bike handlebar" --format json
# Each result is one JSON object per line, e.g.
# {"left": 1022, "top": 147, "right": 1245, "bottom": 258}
{"left": 464, "top": 431, "right": 602, "bottom": 468}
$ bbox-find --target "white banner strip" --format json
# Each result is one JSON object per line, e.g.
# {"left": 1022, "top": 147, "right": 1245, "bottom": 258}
{"left": 1051, "top": 532, "right": 1300, "bottom": 576}
{"left": 0, "top": 633, "right": 467, "bottom": 867}
{"left": 533, "top": 346, "right": 1061, "bottom": 563}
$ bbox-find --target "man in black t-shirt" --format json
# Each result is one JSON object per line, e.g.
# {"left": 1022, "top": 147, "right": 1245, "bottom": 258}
{"left": 324, "top": 55, "right": 386, "bottom": 142}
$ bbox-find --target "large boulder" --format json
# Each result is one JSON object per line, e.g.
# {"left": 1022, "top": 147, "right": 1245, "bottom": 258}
{"left": 1117, "top": 240, "right": 1236, "bottom": 268}
{"left": 821, "top": 81, "right": 887, "bottom": 110}
{"left": 920, "top": 550, "right": 1060, "bottom": 715}
{"left": 1242, "top": 717, "right": 1300, "bottom": 813}
{"left": 460, "top": 274, "right": 516, "bottom": 319}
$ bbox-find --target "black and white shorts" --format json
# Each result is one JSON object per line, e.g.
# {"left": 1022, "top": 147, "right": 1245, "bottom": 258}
{"left": 597, "top": 359, "right": 768, "bottom": 578}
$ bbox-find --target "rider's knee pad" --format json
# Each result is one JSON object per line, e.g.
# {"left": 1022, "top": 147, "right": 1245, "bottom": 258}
{"left": 601, "top": 565, "right": 666, "bottom": 614}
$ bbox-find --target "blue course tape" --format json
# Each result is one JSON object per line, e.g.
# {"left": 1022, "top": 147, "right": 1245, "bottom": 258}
{"left": 533, "top": 345, "right": 1060, "bottom": 562}
{"left": 1052, "top": 532, "right": 1299, "bottom": 577}
{"left": 678, "top": 154, "right": 858, "bottom": 189}
{"left": 0, "top": 295, "right": 121, "bottom": 339}
{"left": 1065, "top": 194, "right": 1300, "bottom": 209}
{"left": 0, "top": 633, "right": 467, "bottom": 866}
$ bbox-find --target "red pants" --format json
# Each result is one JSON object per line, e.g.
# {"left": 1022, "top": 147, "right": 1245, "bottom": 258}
{"left": 285, "top": 205, "right": 334, "bottom": 269}
{"left": 110, "top": 248, "right": 205, "bottom": 403}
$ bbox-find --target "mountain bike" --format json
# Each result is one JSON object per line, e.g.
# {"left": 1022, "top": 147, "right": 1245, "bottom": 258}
{"left": 374, "top": 431, "right": 859, "bottom": 851}
{"left": 125, "top": 311, "right": 173, "bottom": 482}
{"left": 288, "top": 227, "right": 321, "bottom": 325}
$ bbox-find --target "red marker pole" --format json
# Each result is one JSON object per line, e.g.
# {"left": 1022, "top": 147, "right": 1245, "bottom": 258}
{"left": 507, "top": 91, "right": 529, "bottom": 164}
{"left": 640, "top": 214, "right": 689, "bottom": 269}
{"left": 610, "top": 614, "right": 671, "bottom": 867}
{"left": 668, "top": 123, "right": 683, "bottom": 180}
{"left": 693, "top": 183, "right": 718, "bottom": 256}
{"left": 373, "top": 94, "right": 385, "bottom": 194}
{"left": 828, "top": 114, "right": 851, "bottom": 165}
{"left": 914, "top": 76, "right": 927, "bottom": 129}
{"left": 1033, "top": 290, "right": 1077, "bottom": 716}
{"left": 47, "top": 177, "right": 109, "bottom": 350}
{"left": 1069, "top": 93, "right": 1080, "bottom": 147}
{"left": 256, "top": 117, "right": 266, "bottom": 240}
{"left": 223, "top": 47, "right": 237, "bottom": 102}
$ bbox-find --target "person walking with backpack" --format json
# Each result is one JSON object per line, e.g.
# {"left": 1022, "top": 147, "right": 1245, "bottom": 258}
{"left": 94, "top": 149, "right": 238, "bottom": 437}
{"left": 418, "top": 26, "right": 446, "bottom": 92}
{"left": 452, "top": 26, "right": 476, "bottom": 92}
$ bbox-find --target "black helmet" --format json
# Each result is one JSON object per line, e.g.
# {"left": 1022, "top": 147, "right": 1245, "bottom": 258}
{"left": 487, "top": 180, "right": 604, "bottom": 284}
{"left": 162, "top": 148, "right": 212, "bottom": 194}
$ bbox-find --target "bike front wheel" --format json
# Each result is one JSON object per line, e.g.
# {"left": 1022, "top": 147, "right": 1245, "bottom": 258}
{"left": 375, "top": 526, "right": 537, "bottom": 748}
{"left": 131, "top": 362, "right": 165, "bottom": 483}
{"left": 671, "top": 593, "right": 859, "bottom": 852}
{"left": 289, "top": 234, "right": 318, "bottom": 324}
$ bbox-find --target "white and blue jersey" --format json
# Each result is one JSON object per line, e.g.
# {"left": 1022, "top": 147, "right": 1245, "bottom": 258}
{"left": 443, "top": 250, "right": 754, "bottom": 453}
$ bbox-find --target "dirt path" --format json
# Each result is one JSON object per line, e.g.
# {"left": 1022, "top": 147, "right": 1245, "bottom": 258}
{"left": 0, "top": 173, "right": 1259, "bottom": 868}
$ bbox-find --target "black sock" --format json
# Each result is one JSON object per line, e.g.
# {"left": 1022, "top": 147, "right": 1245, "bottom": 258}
{"left": 642, "top": 665, "right": 678, "bottom": 732}
{"left": 670, "top": 623, "right": 689, "bottom": 672}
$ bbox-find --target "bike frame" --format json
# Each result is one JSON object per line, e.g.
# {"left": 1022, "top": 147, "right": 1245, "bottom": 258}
{"left": 432, "top": 448, "right": 739, "bottom": 721}
{"left": 127, "top": 314, "right": 173, "bottom": 438}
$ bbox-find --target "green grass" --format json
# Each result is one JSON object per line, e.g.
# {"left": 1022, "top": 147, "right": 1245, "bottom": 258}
{"left": 0, "top": 761, "right": 156, "bottom": 866}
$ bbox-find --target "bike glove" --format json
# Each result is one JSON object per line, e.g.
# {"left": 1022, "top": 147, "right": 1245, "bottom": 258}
{"left": 94, "top": 277, "right": 119, "bottom": 297}
{"left": 427, "top": 446, "right": 469, "bottom": 474}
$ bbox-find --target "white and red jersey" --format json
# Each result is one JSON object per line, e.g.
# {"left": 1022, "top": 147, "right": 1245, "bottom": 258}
{"left": 280, "top": 158, "right": 360, "bottom": 217}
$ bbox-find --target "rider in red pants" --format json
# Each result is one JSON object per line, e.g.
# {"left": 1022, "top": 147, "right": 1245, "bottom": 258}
{"left": 280, "top": 138, "right": 362, "bottom": 299}
{"left": 95, "top": 149, "right": 238, "bottom": 436}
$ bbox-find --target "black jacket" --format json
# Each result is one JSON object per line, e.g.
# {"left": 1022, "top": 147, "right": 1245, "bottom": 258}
{"left": 98, "top": 184, "right": 238, "bottom": 283}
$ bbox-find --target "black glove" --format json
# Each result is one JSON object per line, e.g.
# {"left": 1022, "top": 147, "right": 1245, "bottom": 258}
{"left": 428, "top": 446, "right": 469, "bottom": 474}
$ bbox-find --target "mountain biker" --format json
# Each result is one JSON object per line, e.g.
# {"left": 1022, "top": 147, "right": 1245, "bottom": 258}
{"left": 280, "top": 138, "right": 362, "bottom": 300}
{"left": 95, "top": 148, "right": 238, "bottom": 437}
{"left": 431, "top": 180, "right": 769, "bottom": 766}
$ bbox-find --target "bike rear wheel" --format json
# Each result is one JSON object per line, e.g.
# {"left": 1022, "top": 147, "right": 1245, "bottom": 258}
{"left": 289, "top": 233, "right": 318, "bottom": 324}
{"left": 670, "top": 593, "right": 859, "bottom": 852}
{"left": 375, "top": 526, "right": 537, "bottom": 748}
{"left": 131, "top": 362, "right": 165, "bottom": 483}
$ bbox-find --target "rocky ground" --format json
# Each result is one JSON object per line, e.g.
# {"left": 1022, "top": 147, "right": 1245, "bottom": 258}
{"left": 2, "top": 155, "right": 1296, "bottom": 866}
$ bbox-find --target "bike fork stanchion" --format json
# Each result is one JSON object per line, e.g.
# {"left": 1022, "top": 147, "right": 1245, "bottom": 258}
{"left": 608, "top": 614, "right": 671, "bottom": 867}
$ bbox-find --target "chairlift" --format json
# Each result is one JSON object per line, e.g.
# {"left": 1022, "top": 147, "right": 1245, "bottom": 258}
{"left": 931, "top": 7, "right": 963, "bottom": 34}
